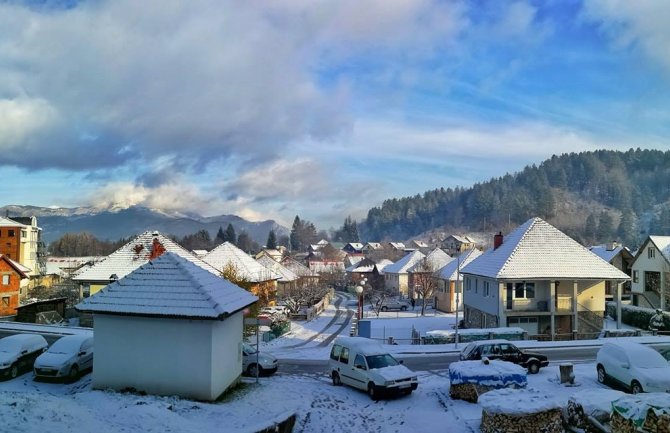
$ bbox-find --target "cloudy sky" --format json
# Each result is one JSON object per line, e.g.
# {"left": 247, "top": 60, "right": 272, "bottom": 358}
{"left": 1, "top": 0, "right": 670, "bottom": 228}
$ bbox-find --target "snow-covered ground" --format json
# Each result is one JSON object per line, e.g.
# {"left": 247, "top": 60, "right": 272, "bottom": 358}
{"left": 0, "top": 360, "right": 612, "bottom": 432}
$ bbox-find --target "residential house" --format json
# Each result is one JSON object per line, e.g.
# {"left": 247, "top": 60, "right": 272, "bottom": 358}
{"left": 255, "top": 249, "right": 284, "bottom": 262}
{"left": 388, "top": 242, "right": 406, "bottom": 252}
{"left": 0, "top": 254, "right": 28, "bottom": 316}
{"left": 630, "top": 236, "right": 670, "bottom": 310}
{"left": 203, "top": 242, "right": 279, "bottom": 304}
{"left": 435, "top": 248, "right": 482, "bottom": 313}
{"left": 410, "top": 240, "right": 430, "bottom": 251}
{"left": 344, "top": 254, "right": 365, "bottom": 268}
{"left": 589, "top": 242, "right": 634, "bottom": 301}
{"left": 281, "top": 257, "right": 320, "bottom": 288}
{"left": 407, "top": 248, "right": 453, "bottom": 299}
{"left": 76, "top": 253, "right": 257, "bottom": 401}
{"left": 382, "top": 250, "right": 426, "bottom": 296}
{"left": 362, "top": 242, "right": 382, "bottom": 254}
{"left": 73, "top": 231, "right": 219, "bottom": 298}
{"left": 342, "top": 243, "right": 364, "bottom": 254}
{"left": 0, "top": 216, "right": 44, "bottom": 297}
{"left": 256, "top": 254, "right": 298, "bottom": 297}
{"left": 45, "top": 256, "right": 104, "bottom": 288}
{"left": 345, "top": 258, "right": 392, "bottom": 291}
{"left": 443, "top": 234, "right": 477, "bottom": 255}
{"left": 461, "top": 218, "right": 629, "bottom": 337}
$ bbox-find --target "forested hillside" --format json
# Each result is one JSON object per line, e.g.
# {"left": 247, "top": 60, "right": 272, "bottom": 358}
{"left": 362, "top": 149, "right": 670, "bottom": 248}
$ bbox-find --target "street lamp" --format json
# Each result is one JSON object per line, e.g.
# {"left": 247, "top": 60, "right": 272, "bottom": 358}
{"left": 356, "top": 279, "right": 366, "bottom": 320}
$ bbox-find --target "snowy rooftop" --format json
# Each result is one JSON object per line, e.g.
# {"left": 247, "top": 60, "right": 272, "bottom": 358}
{"left": 448, "top": 234, "right": 475, "bottom": 244}
{"left": 2, "top": 255, "right": 30, "bottom": 276}
{"left": 438, "top": 248, "right": 482, "bottom": 281}
{"left": 256, "top": 255, "right": 298, "bottom": 282}
{"left": 73, "top": 231, "right": 219, "bottom": 282}
{"left": 409, "top": 248, "right": 452, "bottom": 272}
{"left": 383, "top": 250, "right": 426, "bottom": 274}
{"left": 649, "top": 236, "right": 670, "bottom": 263}
{"left": 76, "top": 252, "right": 257, "bottom": 319}
{"left": 589, "top": 244, "right": 628, "bottom": 263}
{"left": 461, "top": 217, "right": 630, "bottom": 280}
{"left": 281, "top": 257, "right": 319, "bottom": 277}
{"left": 0, "top": 216, "right": 26, "bottom": 228}
{"left": 203, "top": 242, "right": 278, "bottom": 283}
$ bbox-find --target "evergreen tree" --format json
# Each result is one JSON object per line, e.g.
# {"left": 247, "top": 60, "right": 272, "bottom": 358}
{"left": 237, "top": 231, "right": 253, "bottom": 253}
{"left": 597, "top": 211, "right": 615, "bottom": 243}
{"left": 215, "top": 226, "right": 226, "bottom": 244}
{"left": 224, "top": 223, "right": 236, "bottom": 244}
{"left": 617, "top": 209, "right": 638, "bottom": 248}
{"left": 290, "top": 216, "right": 301, "bottom": 252}
{"left": 585, "top": 213, "right": 598, "bottom": 243}
{"left": 266, "top": 230, "right": 277, "bottom": 249}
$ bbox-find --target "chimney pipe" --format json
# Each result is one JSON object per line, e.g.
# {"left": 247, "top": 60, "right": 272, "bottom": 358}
{"left": 494, "top": 232, "right": 503, "bottom": 250}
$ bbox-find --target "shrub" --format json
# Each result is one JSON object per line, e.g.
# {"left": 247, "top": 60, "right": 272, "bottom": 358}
{"left": 606, "top": 302, "right": 670, "bottom": 330}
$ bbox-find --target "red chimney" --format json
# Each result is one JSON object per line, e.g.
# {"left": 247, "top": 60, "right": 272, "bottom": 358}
{"left": 493, "top": 232, "right": 503, "bottom": 250}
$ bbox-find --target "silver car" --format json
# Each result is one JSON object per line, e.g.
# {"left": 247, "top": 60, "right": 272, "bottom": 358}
{"left": 378, "top": 299, "right": 411, "bottom": 312}
{"left": 242, "top": 342, "right": 278, "bottom": 377}
{"left": 34, "top": 335, "right": 94, "bottom": 382}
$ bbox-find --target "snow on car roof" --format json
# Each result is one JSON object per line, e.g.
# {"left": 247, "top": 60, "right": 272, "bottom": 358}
{"left": 49, "top": 335, "right": 93, "bottom": 354}
{"left": 332, "top": 337, "right": 388, "bottom": 356}
{"left": 0, "top": 334, "right": 47, "bottom": 352}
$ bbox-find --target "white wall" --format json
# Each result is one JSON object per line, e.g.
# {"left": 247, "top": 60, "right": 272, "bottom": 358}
{"left": 210, "top": 312, "right": 243, "bottom": 397}
{"left": 93, "top": 314, "right": 241, "bottom": 401}
{"left": 632, "top": 243, "right": 669, "bottom": 293}
{"left": 462, "top": 275, "right": 499, "bottom": 316}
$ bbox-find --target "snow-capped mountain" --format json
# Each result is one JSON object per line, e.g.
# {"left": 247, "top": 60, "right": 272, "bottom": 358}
{"left": 0, "top": 204, "right": 289, "bottom": 245}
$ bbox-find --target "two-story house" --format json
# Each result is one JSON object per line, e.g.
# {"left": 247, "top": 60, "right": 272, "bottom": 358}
{"left": 0, "top": 216, "right": 44, "bottom": 297}
{"left": 382, "top": 250, "right": 425, "bottom": 296}
{"left": 630, "top": 236, "right": 670, "bottom": 310}
{"left": 442, "top": 234, "right": 477, "bottom": 255}
{"left": 461, "top": 218, "right": 629, "bottom": 337}
{"left": 589, "top": 242, "right": 634, "bottom": 301}
{"left": 0, "top": 254, "right": 29, "bottom": 316}
{"left": 435, "top": 248, "right": 482, "bottom": 313}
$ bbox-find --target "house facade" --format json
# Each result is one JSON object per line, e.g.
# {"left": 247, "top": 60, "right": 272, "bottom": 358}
{"left": 407, "top": 248, "right": 452, "bottom": 299}
{"left": 435, "top": 248, "right": 482, "bottom": 313}
{"left": 442, "top": 234, "right": 476, "bottom": 255}
{"left": 76, "top": 253, "right": 257, "bottom": 401}
{"left": 0, "top": 216, "right": 44, "bottom": 296}
{"left": 589, "top": 242, "right": 634, "bottom": 301}
{"left": 461, "top": 218, "right": 629, "bottom": 337}
{"left": 382, "top": 250, "right": 425, "bottom": 296}
{"left": 0, "top": 255, "right": 28, "bottom": 316}
{"left": 630, "top": 236, "right": 670, "bottom": 310}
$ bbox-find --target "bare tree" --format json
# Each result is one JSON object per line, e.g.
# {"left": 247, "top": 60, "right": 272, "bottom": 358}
{"left": 411, "top": 258, "right": 440, "bottom": 316}
{"left": 281, "top": 285, "right": 329, "bottom": 313}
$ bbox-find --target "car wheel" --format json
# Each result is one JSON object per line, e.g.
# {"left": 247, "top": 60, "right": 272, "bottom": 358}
{"left": 367, "top": 383, "right": 378, "bottom": 401}
{"left": 67, "top": 365, "right": 79, "bottom": 383}
{"left": 631, "top": 380, "right": 643, "bottom": 394}
{"left": 597, "top": 365, "right": 606, "bottom": 384}
{"left": 528, "top": 361, "right": 540, "bottom": 374}
{"left": 9, "top": 364, "right": 18, "bottom": 379}
{"left": 403, "top": 389, "right": 413, "bottom": 396}
{"left": 400, "top": 306, "right": 408, "bottom": 311}
{"left": 381, "top": 306, "right": 388, "bottom": 312}
{"left": 332, "top": 372, "right": 342, "bottom": 386}
{"left": 246, "top": 363, "right": 259, "bottom": 377}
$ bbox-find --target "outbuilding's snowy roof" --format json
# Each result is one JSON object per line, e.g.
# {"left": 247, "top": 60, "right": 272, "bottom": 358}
{"left": 76, "top": 252, "right": 257, "bottom": 319}
{"left": 256, "top": 255, "right": 298, "bottom": 282}
{"left": 74, "top": 231, "right": 219, "bottom": 282}
{"left": 383, "top": 250, "right": 426, "bottom": 274}
{"left": 649, "top": 236, "right": 670, "bottom": 263}
{"left": 461, "top": 218, "right": 630, "bottom": 280}
{"left": 374, "top": 259, "right": 393, "bottom": 273}
{"left": 203, "top": 242, "right": 278, "bottom": 283}
{"left": 438, "top": 248, "right": 482, "bottom": 281}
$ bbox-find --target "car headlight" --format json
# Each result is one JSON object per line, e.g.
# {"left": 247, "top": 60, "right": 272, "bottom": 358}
{"left": 411, "top": 376, "right": 418, "bottom": 381}
{"left": 384, "top": 380, "right": 395, "bottom": 386}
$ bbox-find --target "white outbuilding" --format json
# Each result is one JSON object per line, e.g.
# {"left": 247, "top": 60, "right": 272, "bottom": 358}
{"left": 75, "top": 252, "right": 257, "bottom": 401}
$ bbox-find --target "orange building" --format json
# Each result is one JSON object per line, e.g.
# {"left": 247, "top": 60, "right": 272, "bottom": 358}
{"left": 0, "top": 254, "right": 28, "bottom": 316}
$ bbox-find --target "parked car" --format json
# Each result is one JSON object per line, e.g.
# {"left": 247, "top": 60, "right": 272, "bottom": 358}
{"left": 242, "top": 342, "right": 278, "bottom": 377}
{"left": 377, "top": 299, "right": 411, "bottom": 312}
{"left": 459, "top": 339, "right": 549, "bottom": 374}
{"left": 259, "top": 306, "right": 289, "bottom": 317}
{"left": 0, "top": 334, "right": 48, "bottom": 379}
{"left": 34, "top": 334, "right": 94, "bottom": 382}
{"left": 329, "top": 336, "right": 418, "bottom": 400}
{"left": 596, "top": 341, "right": 670, "bottom": 393}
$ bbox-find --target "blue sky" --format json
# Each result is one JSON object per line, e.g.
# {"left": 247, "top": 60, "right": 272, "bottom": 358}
{"left": 1, "top": 0, "right": 670, "bottom": 228}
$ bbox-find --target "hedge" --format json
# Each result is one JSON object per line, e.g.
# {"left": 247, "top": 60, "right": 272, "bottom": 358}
{"left": 605, "top": 302, "right": 670, "bottom": 330}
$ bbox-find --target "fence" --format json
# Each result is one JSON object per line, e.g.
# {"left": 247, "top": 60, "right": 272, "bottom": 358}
{"left": 288, "top": 289, "right": 334, "bottom": 321}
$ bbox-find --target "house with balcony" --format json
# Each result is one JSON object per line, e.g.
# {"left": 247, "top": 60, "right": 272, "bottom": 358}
{"left": 461, "top": 218, "right": 629, "bottom": 337}
{"left": 630, "top": 236, "right": 670, "bottom": 310}
{"left": 589, "top": 242, "right": 634, "bottom": 301}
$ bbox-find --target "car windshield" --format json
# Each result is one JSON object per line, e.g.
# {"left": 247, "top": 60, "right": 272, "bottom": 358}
{"left": 48, "top": 337, "right": 84, "bottom": 355}
{"left": 0, "top": 340, "right": 20, "bottom": 353}
{"left": 636, "top": 353, "right": 669, "bottom": 369}
{"left": 365, "top": 354, "right": 399, "bottom": 369}
{"left": 243, "top": 343, "right": 258, "bottom": 355}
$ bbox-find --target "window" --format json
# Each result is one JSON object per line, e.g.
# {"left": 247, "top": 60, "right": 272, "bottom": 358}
{"left": 633, "top": 270, "right": 639, "bottom": 283}
{"left": 649, "top": 248, "right": 656, "bottom": 259}
{"left": 484, "top": 281, "right": 490, "bottom": 297}
{"left": 20, "top": 230, "right": 26, "bottom": 239}
{"left": 1, "top": 297, "right": 8, "bottom": 307}
{"left": 525, "top": 282, "right": 535, "bottom": 299}
{"left": 514, "top": 282, "right": 525, "bottom": 298}
{"left": 514, "top": 281, "right": 535, "bottom": 299}
{"left": 340, "top": 347, "right": 350, "bottom": 364}
{"left": 1, "top": 275, "right": 8, "bottom": 285}
{"left": 465, "top": 278, "right": 471, "bottom": 291}
{"left": 7, "top": 230, "right": 14, "bottom": 237}
{"left": 475, "top": 279, "right": 478, "bottom": 294}
{"left": 354, "top": 354, "right": 367, "bottom": 369}
{"left": 330, "top": 345, "right": 342, "bottom": 361}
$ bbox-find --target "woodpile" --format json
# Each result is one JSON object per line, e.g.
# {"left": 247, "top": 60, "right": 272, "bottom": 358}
{"left": 480, "top": 408, "right": 564, "bottom": 433}
{"left": 611, "top": 409, "right": 670, "bottom": 433}
{"left": 449, "top": 383, "right": 494, "bottom": 403}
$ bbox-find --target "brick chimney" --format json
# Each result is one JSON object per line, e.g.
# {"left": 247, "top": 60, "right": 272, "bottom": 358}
{"left": 494, "top": 232, "right": 503, "bottom": 250}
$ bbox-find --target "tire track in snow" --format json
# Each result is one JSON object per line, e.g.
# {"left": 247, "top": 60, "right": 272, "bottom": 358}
{"left": 283, "top": 292, "right": 349, "bottom": 349}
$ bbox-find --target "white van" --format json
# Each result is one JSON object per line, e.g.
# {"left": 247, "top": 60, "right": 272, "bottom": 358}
{"left": 329, "top": 336, "right": 418, "bottom": 400}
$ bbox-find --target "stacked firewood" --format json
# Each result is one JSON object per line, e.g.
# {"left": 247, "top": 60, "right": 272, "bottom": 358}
{"left": 480, "top": 408, "right": 564, "bottom": 433}
{"left": 611, "top": 407, "right": 670, "bottom": 433}
{"left": 566, "top": 399, "right": 614, "bottom": 433}
{"left": 449, "top": 383, "right": 495, "bottom": 403}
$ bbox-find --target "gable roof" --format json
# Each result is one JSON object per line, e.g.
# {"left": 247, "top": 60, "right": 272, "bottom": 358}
{"left": 281, "top": 257, "right": 319, "bottom": 277}
{"left": 345, "top": 243, "right": 364, "bottom": 251}
{"left": 647, "top": 236, "right": 670, "bottom": 264}
{"left": 0, "top": 216, "right": 25, "bottom": 228}
{"left": 589, "top": 244, "right": 633, "bottom": 264}
{"left": 383, "top": 250, "right": 426, "bottom": 274}
{"left": 461, "top": 217, "right": 630, "bottom": 280}
{"left": 203, "top": 242, "right": 278, "bottom": 283}
{"left": 256, "top": 255, "right": 298, "bottom": 282}
{"left": 447, "top": 234, "right": 475, "bottom": 244}
{"left": 375, "top": 259, "right": 393, "bottom": 273}
{"left": 0, "top": 255, "right": 28, "bottom": 278}
{"left": 363, "top": 242, "right": 382, "bottom": 250}
{"left": 438, "top": 248, "right": 482, "bottom": 281}
{"left": 410, "top": 248, "right": 452, "bottom": 272}
{"left": 388, "top": 242, "right": 406, "bottom": 250}
{"left": 73, "top": 231, "right": 219, "bottom": 283}
{"left": 76, "top": 253, "right": 257, "bottom": 319}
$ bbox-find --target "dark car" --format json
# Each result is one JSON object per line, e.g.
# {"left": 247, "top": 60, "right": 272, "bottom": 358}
{"left": 459, "top": 339, "right": 549, "bottom": 374}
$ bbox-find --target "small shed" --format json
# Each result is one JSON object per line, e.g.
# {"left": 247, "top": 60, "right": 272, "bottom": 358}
{"left": 15, "top": 297, "right": 67, "bottom": 324}
{"left": 75, "top": 252, "right": 257, "bottom": 401}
